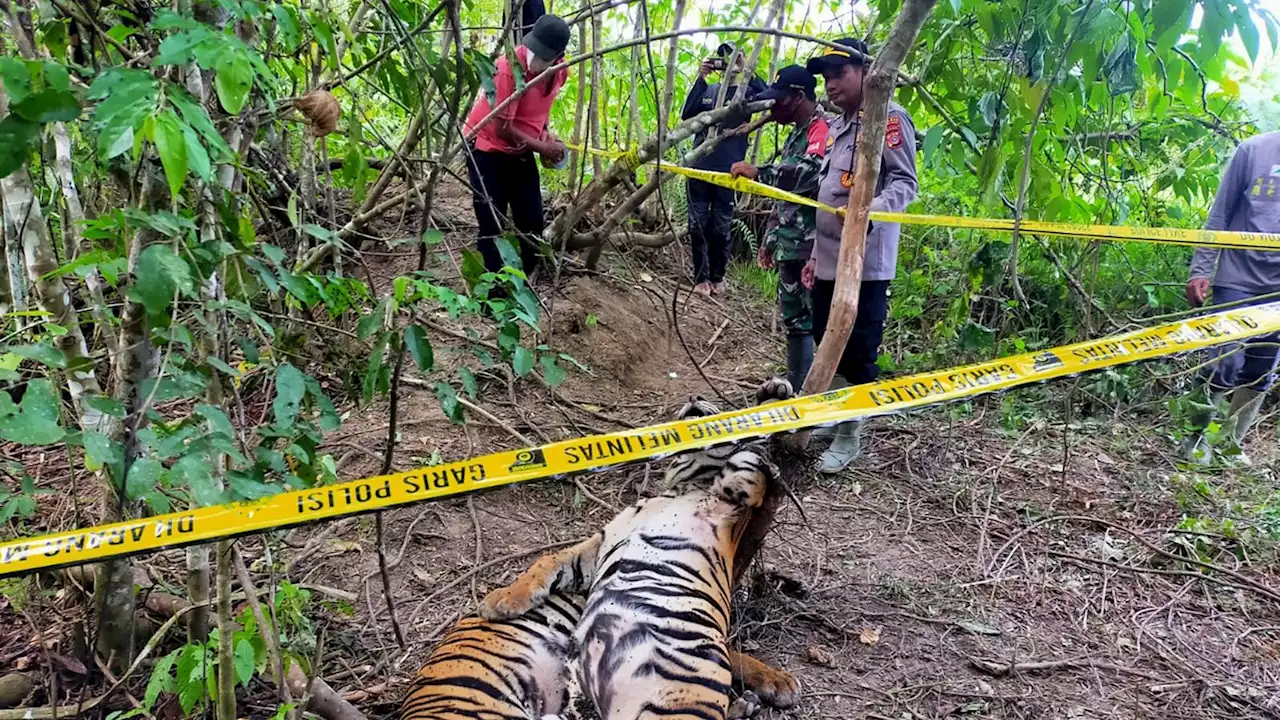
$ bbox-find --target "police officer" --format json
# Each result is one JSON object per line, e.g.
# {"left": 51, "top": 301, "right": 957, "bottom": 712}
{"left": 804, "top": 38, "right": 919, "bottom": 473}
{"left": 1182, "top": 130, "right": 1280, "bottom": 463}
{"left": 729, "top": 66, "right": 831, "bottom": 390}
{"left": 681, "top": 43, "right": 767, "bottom": 295}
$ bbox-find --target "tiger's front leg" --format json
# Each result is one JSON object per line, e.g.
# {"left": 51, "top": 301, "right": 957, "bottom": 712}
{"left": 728, "top": 650, "right": 800, "bottom": 708}
{"left": 480, "top": 534, "right": 602, "bottom": 621}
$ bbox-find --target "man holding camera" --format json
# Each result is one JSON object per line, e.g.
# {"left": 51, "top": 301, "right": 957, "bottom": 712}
{"left": 463, "top": 14, "right": 570, "bottom": 276}
{"left": 680, "top": 42, "right": 766, "bottom": 295}
{"left": 728, "top": 66, "right": 831, "bottom": 390}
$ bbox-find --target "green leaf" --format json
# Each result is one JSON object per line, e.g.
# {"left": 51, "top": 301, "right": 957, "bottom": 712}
{"left": 403, "top": 325, "right": 434, "bottom": 372}
{"left": 206, "top": 356, "right": 242, "bottom": 378}
{"left": 214, "top": 49, "right": 253, "bottom": 115}
{"left": 272, "top": 4, "right": 302, "bottom": 50}
{"left": 4, "top": 343, "right": 68, "bottom": 368}
{"left": 273, "top": 363, "right": 306, "bottom": 427}
{"left": 132, "top": 245, "right": 194, "bottom": 315}
{"left": 540, "top": 355, "right": 565, "bottom": 387}
{"left": 1236, "top": 9, "right": 1260, "bottom": 63}
{"left": 196, "top": 404, "right": 236, "bottom": 438}
{"left": 357, "top": 299, "right": 387, "bottom": 341}
{"left": 460, "top": 249, "right": 487, "bottom": 289}
{"left": 0, "top": 58, "right": 33, "bottom": 105}
{"left": 86, "top": 395, "right": 127, "bottom": 418}
{"left": 174, "top": 454, "right": 221, "bottom": 506}
{"left": 234, "top": 638, "right": 256, "bottom": 686}
{"left": 40, "top": 249, "right": 115, "bottom": 282}
{"left": 0, "top": 116, "right": 39, "bottom": 178}
{"left": 423, "top": 229, "right": 444, "bottom": 245}
{"left": 512, "top": 346, "right": 534, "bottom": 377}
{"left": 433, "top": 381, "right": 464, "bottom": 424}
{"left": 922, "top": 126, "right": 944, "bottom": 168}
{"left": 12, "top": 89, "right": 81, "bottom": 123}
{"left": 0, "top": 379, "right": 65, "bottom": 445}
{"left": 153, "top": 110, "right": 189, "bottom": 199}
{"left": 84, "top": 430, "right": 124, "bottom": 472}
{"left": 125, "top": 457, "right": 163, "bottom": 501}
{"left": 180, "top": 121, "right": 212, "bottom": 182}
{"left": 90, "top": 70, "right": 157, "bottom": 160}
{"left": 229, "top": 471, "right": 280, "bottom": 500}
{"left": 459, "top": 367, "right": 478, "bottom": 398}
{"left": 1152, "top": 0, "right": 1192, "bottom": 52}
{"left": 495, "top": 236, "right": 522, "bottom": 271}
{"left": 304, "top": 377, "right": 341, "bottom": 432}
{"left": 144, "top": 649, "right": 180, "bottom": 710}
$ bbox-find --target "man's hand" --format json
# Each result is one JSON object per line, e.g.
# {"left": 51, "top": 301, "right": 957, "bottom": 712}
{"left": 756, "top": 242, "right": 773, "bottom": 269}
{"left": 801, "top": 258, "right": 816, "bottom": 290}
{"left": 1186, "top": 278, "right": 1210, "bottom": 307}
{"left": 699, "top": 60, "right": 716, "bottom": 78}
{"left": 730, "top": 162, "right": 758, "bottom": 180}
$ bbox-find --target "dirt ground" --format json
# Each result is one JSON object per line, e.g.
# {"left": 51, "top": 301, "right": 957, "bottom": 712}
{"left": 2, "top": 179, "right": 1279, "bottom": 719}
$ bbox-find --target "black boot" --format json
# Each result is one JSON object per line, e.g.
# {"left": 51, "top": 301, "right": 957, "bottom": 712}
{"left": 786, "top": 334, "right": 814, "bottom": 392}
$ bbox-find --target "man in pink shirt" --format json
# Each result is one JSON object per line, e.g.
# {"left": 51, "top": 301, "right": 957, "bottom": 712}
{"left": 464, "top": 14, "right": 570, "bottom": 277}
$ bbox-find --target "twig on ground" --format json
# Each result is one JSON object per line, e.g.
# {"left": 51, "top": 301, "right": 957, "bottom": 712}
{"left": 966, "top": 655, "right": 1171, "bottom": 683}
{"left": 468, "top": 496, "right": 483, "bottom": 604}
{"left": 232, "top": 548, "right": 298, "bottom": 716}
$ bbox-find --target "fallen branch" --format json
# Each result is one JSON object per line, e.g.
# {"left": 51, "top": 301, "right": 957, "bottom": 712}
{"left": 967, "top": 655, "right": 1170, "bottom": 683}
{"left": 408, "top": 539, "right": 577, "bottom": 624}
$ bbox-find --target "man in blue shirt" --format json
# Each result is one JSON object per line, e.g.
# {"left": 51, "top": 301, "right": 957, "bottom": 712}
{"left": 680, "top": 43, "right": 766, "bottom": 295}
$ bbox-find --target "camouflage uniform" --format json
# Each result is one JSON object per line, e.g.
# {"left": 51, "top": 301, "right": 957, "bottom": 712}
{"left": 759, "top": 106, "right": 831, "bottom": 336}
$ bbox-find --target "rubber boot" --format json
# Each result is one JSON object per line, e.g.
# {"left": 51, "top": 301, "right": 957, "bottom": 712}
{"left": 1224, "top": 387, "right": 1265, "bottom": 459}
{"left": 811, "top": 375, "right": 849, "bottom": 441}
{"left": 819, "top": 419, "right": 864, "bottom": 474}
{"left": 1182, "top": 387, "right": 1226, "bottom": 465}
{"left": 786, "top": 334, "right": 814, "bottom": 394}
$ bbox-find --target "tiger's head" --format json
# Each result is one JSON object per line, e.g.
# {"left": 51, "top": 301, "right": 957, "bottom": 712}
{"left": 711, "top": 449, "right": 772, "bottom": 508}
{"left": 676, "top": 395, "right": 720, "bottom": 420}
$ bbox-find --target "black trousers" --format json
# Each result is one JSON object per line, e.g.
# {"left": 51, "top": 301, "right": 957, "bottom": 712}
{"left": 811, "top": 279, "right": 891, "bottom": 385}
{"left": 466, "top": 146, "right": 543, "bottom": 274}
{"left": 686, "top": 179, "right": 734, "bottom": 283}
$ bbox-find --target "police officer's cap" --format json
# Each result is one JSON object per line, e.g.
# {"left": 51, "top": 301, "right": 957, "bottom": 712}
{"left": 806, "top": 38, "right": 870, "bottom": 74}
{"left": 756, "top": 65, "right": 817, "bottom": 100}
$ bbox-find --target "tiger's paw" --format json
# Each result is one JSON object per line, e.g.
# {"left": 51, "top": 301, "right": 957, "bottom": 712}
{"left": 747, "top": 665, "right": 799, "bottom": 709}
{"left": 755, "top": 377, "right": 793, "bottom": 405}
{"left": 732, "top": 652, "right": 801, "bottom": 709}
{"left": 478, "top": 584, "right": 536, "bottom": 621}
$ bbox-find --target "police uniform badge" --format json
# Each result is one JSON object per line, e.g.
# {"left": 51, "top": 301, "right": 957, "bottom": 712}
{"left": 886, "top": 115, "right": 903, "bottom": 149}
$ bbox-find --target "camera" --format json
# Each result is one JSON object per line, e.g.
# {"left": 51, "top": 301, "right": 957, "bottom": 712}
{"left": 707, "top": 57, "right": 727, "bottom": 72}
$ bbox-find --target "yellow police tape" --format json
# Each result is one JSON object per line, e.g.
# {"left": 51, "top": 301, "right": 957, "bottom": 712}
{"left": 3, "top": 302, "right": 1280, "bottom": 578}
{"left": 562, "top": 143, "right": 1280, "bottom": 252}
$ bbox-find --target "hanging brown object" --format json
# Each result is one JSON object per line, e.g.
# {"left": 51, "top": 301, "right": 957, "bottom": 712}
{"left": 294, "top": 90, "right": 341, "bottom": 138}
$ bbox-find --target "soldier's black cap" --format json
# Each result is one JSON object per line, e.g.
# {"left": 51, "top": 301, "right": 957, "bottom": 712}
{"left": 756, "top": 65, "right": 817, "bottom": 100}
{"left": 806, "top": 38, "right": 870, "bottom": 73}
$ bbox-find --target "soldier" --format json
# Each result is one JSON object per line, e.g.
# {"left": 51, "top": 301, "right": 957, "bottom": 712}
{"left": 1182, "top": 130, "right": 1280, "bottom": 463}
{"left": 803, "top": 38, "right": 919, "bottom": 474}
{"left": 729, "top": 65, "right": 831, "bottom": 390}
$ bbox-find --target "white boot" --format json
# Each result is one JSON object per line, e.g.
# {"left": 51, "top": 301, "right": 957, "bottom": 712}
{"left": 819, "top": 420, "right": 864, "bottom": 474}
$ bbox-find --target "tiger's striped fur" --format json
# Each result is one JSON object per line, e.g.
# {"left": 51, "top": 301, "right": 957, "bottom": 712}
{"left": 481, "top": 378, "right": 800, "bottom": 720}
{"left": 398, "top": 590, "right": 584, "bottom": 720}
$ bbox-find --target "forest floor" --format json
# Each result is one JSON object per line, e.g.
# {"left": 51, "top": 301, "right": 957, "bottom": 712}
{"left": 3, "top": 178, "right": 1279, "bottom": 719}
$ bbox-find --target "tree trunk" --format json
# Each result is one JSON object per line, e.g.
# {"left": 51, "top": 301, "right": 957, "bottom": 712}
{"left": 215, "top": 541, "right": 236, "bottom": 720}
{"left": 625, "top": 3, "right": 643, "bottom": 149}
{"left": 741, "top": 0, "right": 939, "bottom": 580}
{"left": 0, "top": 59, "right": 109, "bottom": 436}
{"left": 53, "top": 123, "right": 119, "bottom": 360}
{"left": 587, "top": 5, "right": 603, "bottom": 177}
